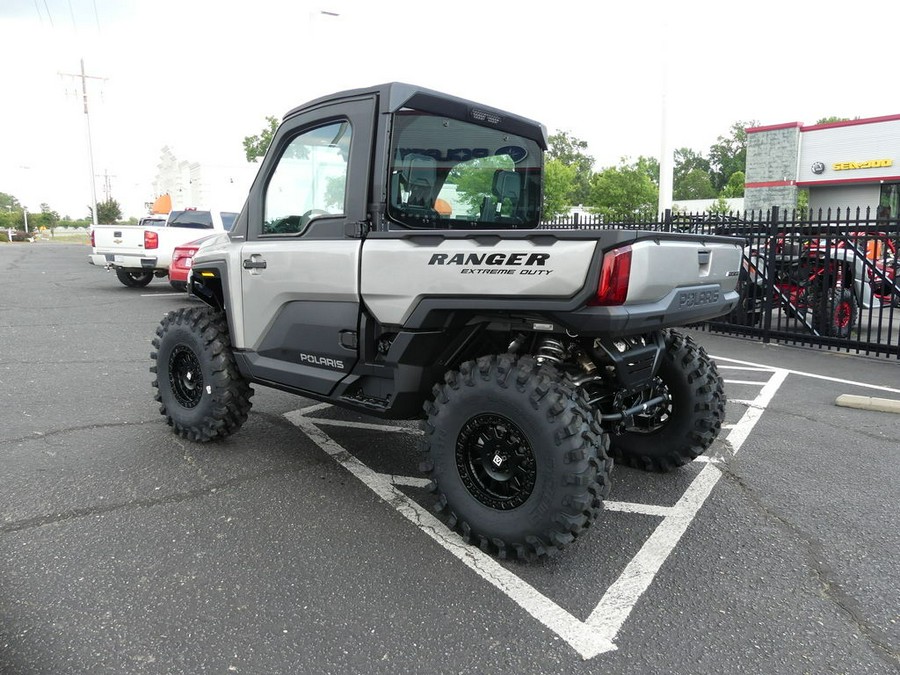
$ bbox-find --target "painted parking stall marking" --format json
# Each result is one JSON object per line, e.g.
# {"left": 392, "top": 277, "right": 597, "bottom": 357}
{"left": 285, "top": 361, "right": 788, "bottom": 659}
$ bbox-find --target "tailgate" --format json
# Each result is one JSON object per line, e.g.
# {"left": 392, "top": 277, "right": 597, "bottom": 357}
{"left": 91, "top": 226, "right": 147, "bottom": 256}
{"left": 625, "top": 239, "right": 742, "bottom": 304}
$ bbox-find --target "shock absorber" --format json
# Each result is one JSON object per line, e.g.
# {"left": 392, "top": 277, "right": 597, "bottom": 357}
{"left": 536, "top": 337, "right": 566, "bottom": 366}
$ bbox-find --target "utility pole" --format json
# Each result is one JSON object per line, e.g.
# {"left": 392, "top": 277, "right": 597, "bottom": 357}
{"left": 59, "top": 59, "right": 105, "bottom": 227}
{"left": 99, "top": 169, "right": 117, "bottom": 202}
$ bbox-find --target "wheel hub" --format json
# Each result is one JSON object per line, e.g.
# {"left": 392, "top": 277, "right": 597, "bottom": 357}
{"left": 456, "top": 414, "right": 536, "bottom": 510}
{"left": 169, "top": 345, "right": 203, "bottom": 408}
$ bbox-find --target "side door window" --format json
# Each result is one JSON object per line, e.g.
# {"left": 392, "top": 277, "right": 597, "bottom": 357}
{"left": 263, "top": 121, "right": 352, "bottom": 235}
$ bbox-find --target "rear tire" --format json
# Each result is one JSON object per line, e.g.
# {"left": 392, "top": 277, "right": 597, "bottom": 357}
{"left": 811, "top": 287, "right": 857, "bottom": 338}
{"left": 608, "top": 330, "right": 725, "bottom": 472}
{"left": 115, "top": 268, "right": 154, "bottom": 287}
{"left": 151, "top": 306, "right": 253, "bottom": 442}
{"left": 420, "top": 354, "right": 611, "bottom": 560}
{"left": 169, "top": 280, "right": 188, "bottom": 292}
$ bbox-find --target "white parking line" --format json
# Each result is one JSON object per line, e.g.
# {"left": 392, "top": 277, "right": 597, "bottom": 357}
{"left": 713, "top": 355, "right": 900, "bottom": 394}
{"left": 283, "top": 365, "right": 789, "bottom": 660}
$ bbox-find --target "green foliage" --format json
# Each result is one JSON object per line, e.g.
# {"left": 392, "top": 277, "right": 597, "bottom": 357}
{"left": 633, "top": 156, "right": 659, "bottom": 185}
{"left": 815, "top": 116, "right": 857, "bottom": 125}
{"left": 675, "top": 169, "right": 716, "bottom": 200}
{"left": 587, "top": 158, "right": 659, "bottom": 221}
{"left": 543, "top": 159, "right": 577, "bottom": 219}
{"left": 797, "top": 188, "right": 809, "bottom": 219}
{"left": 94, "top": 198, "right": 123, "bottom": 224}
{"left": 447, "top": 155, "right": 514, "bottom": 211}
{"left": 547, "top": 131, "right": 594, "bottom": 205}
{"left": 707, "top": 121, "right": 755, "bottom": 192}
{"left": 243, "top": 116, "right": 280, "bottom": 162}
{"left": 674, "top": 148, "right": 714, "bottom": 199}
{"left": 707, "top": 196, "right": 731, "bottom": 215}
{"left": 721, "top": 171, "right": 745, "bottom": 198}
{"left": 0, "top": 192, "right": 21, "bottom": 212}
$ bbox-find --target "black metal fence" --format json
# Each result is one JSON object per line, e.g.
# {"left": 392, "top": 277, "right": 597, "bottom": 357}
{"left": 541, "top": 207, "right": 900, "bottom": 359}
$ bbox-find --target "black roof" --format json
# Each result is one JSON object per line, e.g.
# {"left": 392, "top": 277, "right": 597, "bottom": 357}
{"left": 283, "top": 82, "right": 548, "bottom": 149}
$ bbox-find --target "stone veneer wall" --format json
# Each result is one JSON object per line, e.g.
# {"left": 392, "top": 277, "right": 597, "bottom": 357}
{"left": 745, "top": 124, "right": 801, "bottom": 214}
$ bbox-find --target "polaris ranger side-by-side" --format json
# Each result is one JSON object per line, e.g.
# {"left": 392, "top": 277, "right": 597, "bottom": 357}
{"left": 151, "top": 83, "right": 743, "bottom": 559}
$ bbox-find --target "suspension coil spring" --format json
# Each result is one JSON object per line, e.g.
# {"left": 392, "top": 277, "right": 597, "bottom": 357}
{"left": 537, "top": 338, "right": 566, "bottom": 365}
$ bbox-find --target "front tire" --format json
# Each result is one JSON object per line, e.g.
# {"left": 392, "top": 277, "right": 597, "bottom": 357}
{"left": 151, "top": 306, "right": 253, "bottom": 442}
{"left": 420, "top": 354, "right": 611, "bottom": 560}
{"left": 115, "top": 268, "right": 154, "bottom": 288}
{"left": 608, "top": 330, "right": 725, "bottom": 472}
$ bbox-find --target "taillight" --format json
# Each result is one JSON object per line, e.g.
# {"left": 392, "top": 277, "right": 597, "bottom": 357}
{"left": 144, "top": 230, "right": 159, "bottom": 249}
{"left": 590, "top": 245, "right": 632, "bottom": 306}
{"left": 90, "top": 229, "right": 95, "bottom": 248}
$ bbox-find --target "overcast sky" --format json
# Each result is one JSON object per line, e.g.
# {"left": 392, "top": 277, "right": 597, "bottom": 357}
{"left": 0, "top": 0, "right": 896, "bottom": 219}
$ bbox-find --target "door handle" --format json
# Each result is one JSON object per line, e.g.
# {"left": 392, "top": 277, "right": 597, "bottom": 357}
{"left": 242, "top": 258, "right": 267, "bottom": 270}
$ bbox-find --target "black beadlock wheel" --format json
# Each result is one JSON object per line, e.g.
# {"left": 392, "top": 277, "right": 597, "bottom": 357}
{"left": 150, "top": 306, "right": 253, "bottom": 442}
{"left": 811, "top": 286, "right": 857, "bottom": 338}
{"left": 115, "top": 268, "right": 154, "bottom": 288}
{"left": 420, "top": 354, "right": 612, "bottom": 560}
{"left": 608, "top": 330, "right": 725, "bottom": 472}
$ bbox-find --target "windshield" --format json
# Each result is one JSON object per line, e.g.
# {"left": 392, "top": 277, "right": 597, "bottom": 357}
{"left": 387, "top": 111, "right": 543, "bottom": 229}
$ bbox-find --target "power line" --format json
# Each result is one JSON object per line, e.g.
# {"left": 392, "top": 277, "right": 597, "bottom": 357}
{"left": 67, "top": 0, "right": 77, "bottom": 34}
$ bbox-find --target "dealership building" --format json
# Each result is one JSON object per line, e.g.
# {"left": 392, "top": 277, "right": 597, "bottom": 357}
{"left": 745, "top": 114, "right": 900, "bottom": 218}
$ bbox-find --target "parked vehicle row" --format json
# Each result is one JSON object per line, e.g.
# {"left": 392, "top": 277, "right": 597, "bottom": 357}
{"left": 89, "top": 208, "right": 238, "bottom": 289}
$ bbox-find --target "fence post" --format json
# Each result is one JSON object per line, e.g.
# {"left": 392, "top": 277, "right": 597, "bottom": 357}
{"left": 664, "top": 208, "right": 672, "bottom": 232}
{"left": 760, "top": 205, "right": 780, "bottom": 343}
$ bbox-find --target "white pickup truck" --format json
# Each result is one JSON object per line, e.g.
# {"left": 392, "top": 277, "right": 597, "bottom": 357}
{"left": 89, "top": 208, "right": 238, "bottom": 288}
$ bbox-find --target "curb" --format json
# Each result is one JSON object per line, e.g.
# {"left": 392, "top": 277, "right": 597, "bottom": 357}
{"left": 835, "top": 394, "right": 900, "bottom": 415}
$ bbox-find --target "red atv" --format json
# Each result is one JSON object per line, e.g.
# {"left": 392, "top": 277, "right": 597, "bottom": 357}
{"left": 733, "top": 229, "right": 899, "bottom": 338}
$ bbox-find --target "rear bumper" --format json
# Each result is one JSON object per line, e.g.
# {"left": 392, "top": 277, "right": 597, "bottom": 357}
{"left": 89, "top": 252, "right": 160, "bottom": 269}
{"left": 552, "top": 285, "right": 740, "bottom": 335}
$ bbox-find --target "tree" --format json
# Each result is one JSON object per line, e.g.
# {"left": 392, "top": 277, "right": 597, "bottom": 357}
{"left": 243, "top": 116, "right": 279, "bottom": 162}
{"left": 0, "top": 192, "right": 21, "bottom": 212}
{"left": 815, "top": 116, "right": 856, "bottom": 125}
{"left": 93, "top": 198, "right": 122, "bottom": 224}
{"left": 720, "top": 171, "right": 745, "bottom": 198}
{"left": 543, "top": 159, "right": 577, "bottom": 219}
{"left": 39, "top": 203, "right": 60, "bottom": 229}
{"left": 673, "top": 148, "right": 714, "bottom": 199}
{"left": 586, "top": 157, "right": 659, "bottom": 222}
{"left": 547, "top": 130, "right": 594, "bottom": 206}
{"left": 707, "top": 121, "right": 755, "bottom": 192}
{"left": 675, "top": 169, "right": 716, "bottom": 200}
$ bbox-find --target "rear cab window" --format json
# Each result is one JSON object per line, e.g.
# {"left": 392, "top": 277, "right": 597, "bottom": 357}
{"left": 387, "top": 112, "right": 543, "bottom": 229}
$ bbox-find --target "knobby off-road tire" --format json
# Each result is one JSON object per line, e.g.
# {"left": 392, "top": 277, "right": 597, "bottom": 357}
{"left": 150, "top": 306, "right": 253, "bottom": 442}
{"left": 811, "top": 286, "right": 857, "bottom": 339}
{"left": 609, "top": 330, "right": 725, "bottom": 472}
{"left": 420, "top": 354, "right": 612, "bottom": 560}
{"left": 115, "top": 268, "right": 154, "bottom": 288}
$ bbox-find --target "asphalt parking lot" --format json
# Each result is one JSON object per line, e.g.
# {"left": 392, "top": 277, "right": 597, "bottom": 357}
{"left": 1, "top": 243, "right": 898, "bottom": 674}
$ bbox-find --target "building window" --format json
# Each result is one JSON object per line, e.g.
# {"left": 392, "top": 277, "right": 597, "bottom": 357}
{"left": 878, "top": 183, "right": 899, "bottom": 219}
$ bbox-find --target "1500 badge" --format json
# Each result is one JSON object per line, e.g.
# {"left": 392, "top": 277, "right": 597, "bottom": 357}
{"left": 678, "top": 289, "right": 719, "bottom": 307}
